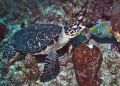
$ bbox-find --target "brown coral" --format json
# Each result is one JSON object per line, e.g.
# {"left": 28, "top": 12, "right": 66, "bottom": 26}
{"left": 0, "top": 23, "right": 7, "bottom": 42}
{"left": 72, "top": 43, "right": 102, "bottom": 86}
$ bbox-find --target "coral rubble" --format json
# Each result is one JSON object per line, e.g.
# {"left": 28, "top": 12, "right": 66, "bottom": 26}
{"left": 73, "top": 43, "right": 102, "bottom": 86}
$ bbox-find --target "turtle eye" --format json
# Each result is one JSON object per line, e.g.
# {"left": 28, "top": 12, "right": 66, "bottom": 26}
{"left": 79, "top": 27, "right": 82, "bottom": 29}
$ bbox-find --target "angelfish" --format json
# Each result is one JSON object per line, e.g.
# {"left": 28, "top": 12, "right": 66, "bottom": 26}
{"left": 89, "top": 21, "right": 113, "bottom": 38}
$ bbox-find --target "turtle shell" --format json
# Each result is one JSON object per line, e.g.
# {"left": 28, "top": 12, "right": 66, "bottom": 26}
{"left": 11, "top": 24, "right": 62, "bottom": 54}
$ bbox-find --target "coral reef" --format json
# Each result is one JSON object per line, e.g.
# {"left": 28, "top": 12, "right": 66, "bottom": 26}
{"left": 111, "top": 44, "right": 119, "bottom": 52}
{"left": 0, "top": 0, "right": 120, "bottom": 86}
{"left": 0, "top": 0, "right": 113, "bottom": 27}
{"left": 98, "top": 50, "right": 120, "bottom": 86}
{"left": 87, "top": 39, "right": 120, "bottom": 86}
{"left": 24, "top": 54, "right": 40, "bottom": 79}
{"left": 111, "top": 0, "right": 120, "bottom": 43}
{"left": 77, "top": 0, "right": 113, "bottom": 26}
{"left": 72, "top": 43, "right": 102, "bottom": 86}
{"left": 0, "top": 53, "right": 41, "bottom": 86}
{"left": 0, "top": 50, "right": 78, "bottom": 86}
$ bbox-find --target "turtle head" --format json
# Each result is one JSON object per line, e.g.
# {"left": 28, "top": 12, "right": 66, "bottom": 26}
{"left": 3, "top": 46, "right": 16, "bottom": 58}
{"left": 63, "top": 21, "right": 86, "bottom": 38}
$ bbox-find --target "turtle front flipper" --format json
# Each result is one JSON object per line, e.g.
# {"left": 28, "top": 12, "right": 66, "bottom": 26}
{"left": 40, "top": 51, "right": 59, "bottom": 81}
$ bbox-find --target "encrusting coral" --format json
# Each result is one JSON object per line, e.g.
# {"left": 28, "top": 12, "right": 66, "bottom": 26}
{"left": 72, "top": 43, "right": 102, "bottom": 86}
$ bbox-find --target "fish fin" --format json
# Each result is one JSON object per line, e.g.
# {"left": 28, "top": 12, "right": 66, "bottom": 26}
{"left": 108, "top": 33, "right": 113, "bottom": 38}
{"left": 98, "top": 37, "right": 104, "bottom": 38}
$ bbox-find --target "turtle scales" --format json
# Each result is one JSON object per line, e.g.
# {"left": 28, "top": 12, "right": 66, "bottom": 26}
{"left": 3, "top": 21, "right": 86, "bottom": 81}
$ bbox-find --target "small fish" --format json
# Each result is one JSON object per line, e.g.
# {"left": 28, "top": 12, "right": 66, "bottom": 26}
{"left": 89, "top": 21, "right": 113, "bottom": 38}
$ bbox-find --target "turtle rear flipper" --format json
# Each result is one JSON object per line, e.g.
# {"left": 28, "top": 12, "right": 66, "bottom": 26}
{"left": 40, "top": 51, "right": 59, "bottom": 82}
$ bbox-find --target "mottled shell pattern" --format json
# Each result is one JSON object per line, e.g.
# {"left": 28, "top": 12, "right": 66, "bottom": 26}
{"left": 11, "top": 24, "right": 62, "bottom": 54}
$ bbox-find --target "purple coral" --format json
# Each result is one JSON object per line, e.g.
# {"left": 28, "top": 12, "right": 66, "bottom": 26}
{"left": 77, "top": 0, "right": 113, "bottom": 26}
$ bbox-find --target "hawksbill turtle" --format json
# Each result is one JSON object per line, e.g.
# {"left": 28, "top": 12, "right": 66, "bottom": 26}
{"left": 3, "top": 21, "right": 86, "bottom": 81}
